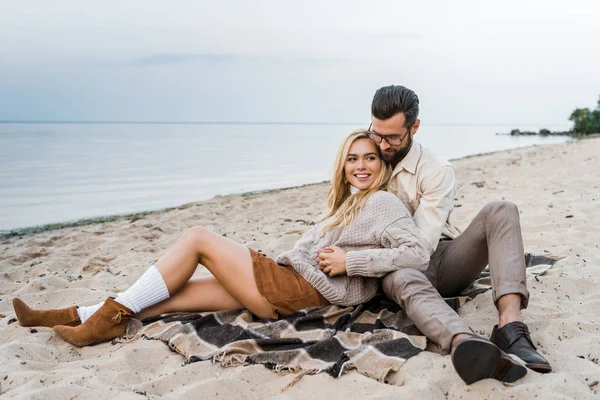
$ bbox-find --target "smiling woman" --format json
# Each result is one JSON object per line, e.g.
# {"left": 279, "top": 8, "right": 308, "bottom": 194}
{"left": 344, "top": 138, "right": 383, "bottom": 190}
{"left": 318, "top": 130, "right": 392, "bottom": 232}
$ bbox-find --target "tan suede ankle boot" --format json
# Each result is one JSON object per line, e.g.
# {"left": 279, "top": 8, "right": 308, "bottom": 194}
{"left": 53, "top": 298, "right": 134, "bottom": 347}
{"left": 12, "top": 298, "right": 80, "bottom": 328}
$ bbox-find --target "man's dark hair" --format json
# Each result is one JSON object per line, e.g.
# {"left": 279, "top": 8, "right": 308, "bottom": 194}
{"left": 371, "top": 85, "right": 420, "bottom": 128}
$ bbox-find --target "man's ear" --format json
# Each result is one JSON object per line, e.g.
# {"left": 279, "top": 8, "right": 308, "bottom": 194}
{"left": 411, "top": 119, "right": 421, "bottom": 136}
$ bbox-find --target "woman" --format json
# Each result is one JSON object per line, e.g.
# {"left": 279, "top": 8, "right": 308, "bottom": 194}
{"left": 12, "top": 130, "right": 431, "bottom": 347}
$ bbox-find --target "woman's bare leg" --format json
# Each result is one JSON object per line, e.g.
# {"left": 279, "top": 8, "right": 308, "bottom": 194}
{"left": 150, "top": 226, "right": 276, "bottom": 319}
{"left": 137, "top": 277, "right": 243, "bottom": 319}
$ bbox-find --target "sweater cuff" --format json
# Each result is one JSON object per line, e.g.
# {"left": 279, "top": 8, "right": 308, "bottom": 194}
{"left": 345, "top": 251, "right": 371, "bottom": 277}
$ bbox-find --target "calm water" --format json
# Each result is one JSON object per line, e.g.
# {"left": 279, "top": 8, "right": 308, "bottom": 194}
{"left": 0, "top": 123, "right": 570, "bottom": 232}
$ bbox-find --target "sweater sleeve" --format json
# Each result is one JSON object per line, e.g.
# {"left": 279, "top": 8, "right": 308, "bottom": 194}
{"left": 275, "top": 223, "right": 320, "bottom": 265}
{"left": 345, "top": 215, "right": 431, "bottom": 277}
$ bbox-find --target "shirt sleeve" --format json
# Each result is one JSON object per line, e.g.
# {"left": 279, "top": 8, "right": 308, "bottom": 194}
{"left": 414, "top": 165, "right": 456, "bottom": 253}
{"left": 345, "top": 216, "right": 431, "bottom": 277}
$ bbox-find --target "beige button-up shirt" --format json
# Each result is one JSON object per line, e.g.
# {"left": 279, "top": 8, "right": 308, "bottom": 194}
{"left": 387, "top": 141, "right": 461, "bottom": 253}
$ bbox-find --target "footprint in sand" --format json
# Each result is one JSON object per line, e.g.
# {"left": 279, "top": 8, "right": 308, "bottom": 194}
{"left": 8, "top": 249, "right": 49, "bottom": 265}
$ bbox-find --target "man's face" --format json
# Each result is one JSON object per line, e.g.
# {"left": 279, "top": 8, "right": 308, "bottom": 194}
{"left": 370, "top": 112, "right": 420, "bottom": 167}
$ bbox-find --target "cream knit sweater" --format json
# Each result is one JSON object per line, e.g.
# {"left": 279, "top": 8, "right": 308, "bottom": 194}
{"left": 276, "top": 191, "right": 431, "bottom": 306}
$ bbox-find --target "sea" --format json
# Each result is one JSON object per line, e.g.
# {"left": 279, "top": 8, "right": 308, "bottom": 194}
{"left": 0, "top": 122, "right": 571, "bottom": 232}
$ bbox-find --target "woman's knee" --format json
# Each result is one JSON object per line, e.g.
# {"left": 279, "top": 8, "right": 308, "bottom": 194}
{"left": 184, "top": 226, "right": 215, "bottom": 252}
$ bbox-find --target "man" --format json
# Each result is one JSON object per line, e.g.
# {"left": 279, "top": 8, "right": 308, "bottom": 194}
{"left": 368, "top": 85, "right": 551, "bottom": 384}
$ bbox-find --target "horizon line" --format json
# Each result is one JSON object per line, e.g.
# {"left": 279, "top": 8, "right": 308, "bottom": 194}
{"left": 0, "top": 120, "right": 571, "bottom": 127}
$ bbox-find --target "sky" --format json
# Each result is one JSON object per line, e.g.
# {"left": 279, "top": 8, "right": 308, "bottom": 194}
{"left": 0, "top": 0, "right": 599, "bottom": 125}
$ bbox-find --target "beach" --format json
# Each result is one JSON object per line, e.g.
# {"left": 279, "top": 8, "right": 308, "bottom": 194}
{"left": 1, "top": 138, "right": 599, "bottom": 399}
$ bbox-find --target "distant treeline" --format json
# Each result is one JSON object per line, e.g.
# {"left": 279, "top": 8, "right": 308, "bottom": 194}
{"left": 508, "top": 95, "right": 600, "bottom": 136}
{"left": 569, "top": 96, "right": 600, "bottom": 134}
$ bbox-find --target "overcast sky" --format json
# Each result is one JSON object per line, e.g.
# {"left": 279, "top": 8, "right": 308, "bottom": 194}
{"left": 1, "top": 0, "right": 599, "bottom": 125}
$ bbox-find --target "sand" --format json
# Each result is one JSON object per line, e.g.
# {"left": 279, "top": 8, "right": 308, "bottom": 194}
{"left": 1, "top": 138, "right": 599, "bottom": 399}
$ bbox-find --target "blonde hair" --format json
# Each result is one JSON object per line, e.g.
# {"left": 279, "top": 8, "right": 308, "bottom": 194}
{"left": 318, "top": 129, "right": 391, "bottom": 231}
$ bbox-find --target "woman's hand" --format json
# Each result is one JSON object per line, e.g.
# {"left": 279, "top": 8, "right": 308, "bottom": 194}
{"left": 315, "top": 246, "right": 347, "bottom": 277}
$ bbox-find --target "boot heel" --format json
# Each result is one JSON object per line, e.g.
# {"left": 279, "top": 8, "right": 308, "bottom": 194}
{"left": 452, "top": 337, "right": 527, "bottom": 384}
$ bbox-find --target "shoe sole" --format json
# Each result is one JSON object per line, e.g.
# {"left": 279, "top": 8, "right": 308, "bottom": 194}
{"left": 452, "top": 338, "right": 527, "bottom": 384}
{"left": 525, "top": 362, "right": 552, "bottom": 373}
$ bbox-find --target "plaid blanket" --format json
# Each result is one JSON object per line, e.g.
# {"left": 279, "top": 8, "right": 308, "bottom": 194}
{"left": 140, "top": 253, "right": 558, "bottom": 384}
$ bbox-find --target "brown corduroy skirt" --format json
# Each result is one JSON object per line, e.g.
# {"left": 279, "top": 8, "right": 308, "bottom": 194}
{"left": 250, "top": 249, "right": 329, "bottom": 317}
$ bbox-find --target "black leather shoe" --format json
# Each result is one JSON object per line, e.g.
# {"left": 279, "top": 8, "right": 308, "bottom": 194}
{"left": 490, "top": 321, "right": 552, "bottom": 373}
{"left": 452, "top": 337, "right": 527, "bottom": 384}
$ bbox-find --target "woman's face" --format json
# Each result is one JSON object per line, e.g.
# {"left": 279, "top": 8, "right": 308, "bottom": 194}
{"left": 344, "top": 138, "right": 382, "bottom": 190}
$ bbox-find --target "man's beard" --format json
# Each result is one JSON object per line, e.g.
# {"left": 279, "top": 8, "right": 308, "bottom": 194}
{"left": 383, "top": 134, "right": 413, "bottom": 168}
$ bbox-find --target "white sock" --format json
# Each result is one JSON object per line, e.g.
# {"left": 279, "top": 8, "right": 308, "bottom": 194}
{"left": 114, "top": 265, "right": 170, "bottom": 313}
{"left": 77, "top": 302, "right": 103, "bottom": 323}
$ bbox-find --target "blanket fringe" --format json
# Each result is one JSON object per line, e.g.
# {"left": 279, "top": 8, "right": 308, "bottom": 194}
{"left": 283, "top": 369, "right": 321, "bottom": 391}
{"left": 212, "top": 352, "right": 248, "bottom": 368}
{"left": 273, "top": 364, "right": 302, "bottom": 375}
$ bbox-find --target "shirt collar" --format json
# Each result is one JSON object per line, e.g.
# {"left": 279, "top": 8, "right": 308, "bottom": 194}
{"left": 391, "top": 140, "right": 421, "bottom": 177}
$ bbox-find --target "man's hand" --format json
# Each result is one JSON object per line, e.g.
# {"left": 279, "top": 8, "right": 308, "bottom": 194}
{"left": 315, "top": 246, "right": 347, "bottom": 277}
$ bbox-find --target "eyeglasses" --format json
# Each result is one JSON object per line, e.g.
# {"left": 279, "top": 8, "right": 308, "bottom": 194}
{"left": 366, "top": 123, "right": 411, "bottom": 146}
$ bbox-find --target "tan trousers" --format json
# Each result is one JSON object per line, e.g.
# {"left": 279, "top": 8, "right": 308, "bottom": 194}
{"left": 382, "top": 201, "right": 529, "bottom": 352}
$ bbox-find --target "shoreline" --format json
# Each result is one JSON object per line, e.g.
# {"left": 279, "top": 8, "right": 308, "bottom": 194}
{"left": 0, "top": 139, "right": 577, "bottom": 237}
{"left": 0, "top": 181, "right": 330, "bottom": 238}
